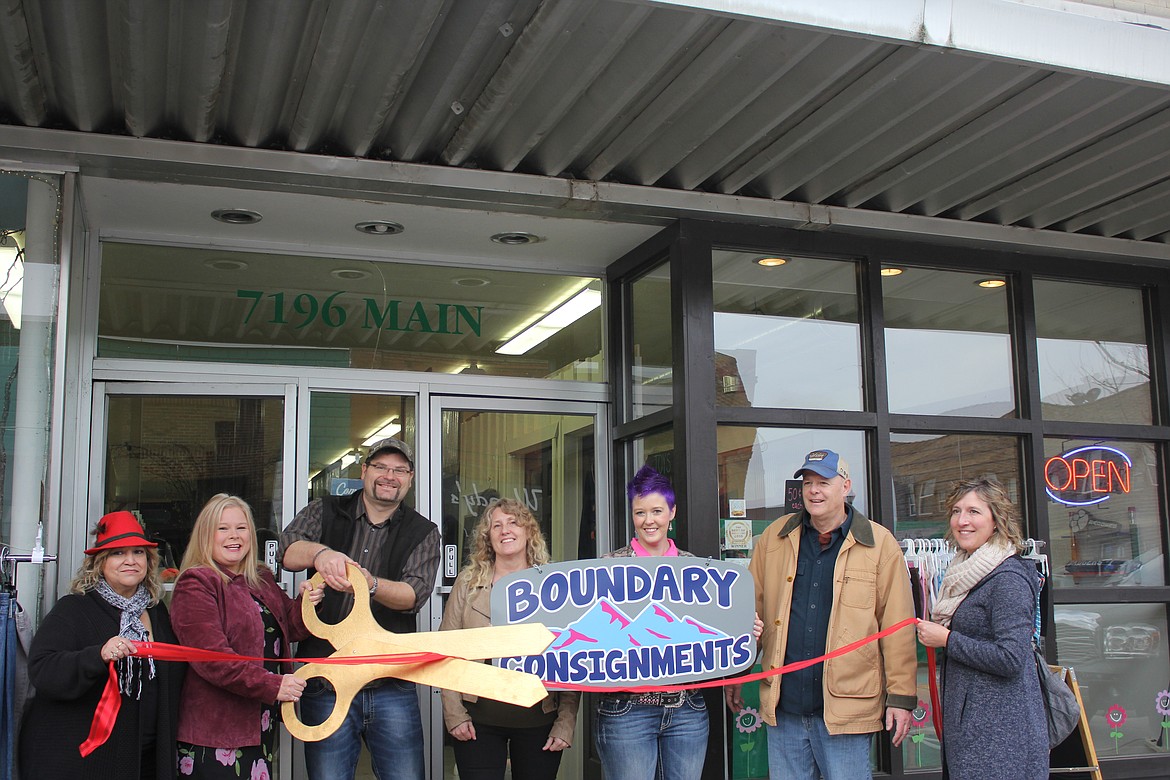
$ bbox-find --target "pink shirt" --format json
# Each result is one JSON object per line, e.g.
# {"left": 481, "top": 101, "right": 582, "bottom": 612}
{"left": 630, "top": 537, "right": 679, "bottom": 557}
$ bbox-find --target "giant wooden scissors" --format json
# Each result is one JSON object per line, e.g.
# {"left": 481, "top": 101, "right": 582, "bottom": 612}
{"left": 282, "top": 565, "right": 553, "bottom": 741}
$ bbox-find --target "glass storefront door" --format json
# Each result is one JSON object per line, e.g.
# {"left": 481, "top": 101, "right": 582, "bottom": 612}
{"left": 93, "top": 382, "right": 295, "bottom": 582}
{"left": 92, "top": 381, "right": 607, "bottom": 780}
{"left": 427, "top": 396, "right": 606, "bottom": 780}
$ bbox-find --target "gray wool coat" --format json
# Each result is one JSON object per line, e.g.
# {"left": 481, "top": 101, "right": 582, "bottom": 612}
{"left": 940, "top": 555, "right": 1048, "bottom": 780}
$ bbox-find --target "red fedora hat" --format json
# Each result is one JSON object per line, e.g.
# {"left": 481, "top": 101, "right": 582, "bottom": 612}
{"left": 84, "top": 511, "right": 158, "bottom": 555}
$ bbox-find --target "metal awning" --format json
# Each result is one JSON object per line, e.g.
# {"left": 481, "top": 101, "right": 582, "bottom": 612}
{"left": 0, "top": 0, "right": 1167, "bottom": 251}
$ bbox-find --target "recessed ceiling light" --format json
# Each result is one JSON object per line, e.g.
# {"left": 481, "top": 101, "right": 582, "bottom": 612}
{"left": 204, "top": 258, "right": 249, "bottom": 271}
{"left": 754, "top": 256, "right": 787, "bottom": 267}
{"left": 331, "top": 268, "right": 370, "bottom": 281}
{"left": 355, "top": 220, "right": 404, "bottom": 236}
{"left": 211, "top": 208, "right": 263, "bottom": 225}
{"left": 976, "top": 278, "right": 1007, "bottom": 288}
{"left": 453, "top": 277, "right": 490, "bottom": 287}
{"left": 491, "top": 231, "right": 543, "bottom": 246}
{"left": 880, "top": 267, "right": 904, "bottom": 277}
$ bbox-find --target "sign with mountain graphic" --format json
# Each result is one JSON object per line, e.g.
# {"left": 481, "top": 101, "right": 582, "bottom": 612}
{"left": 490, "top": 558, "right": 757, "bottom": 687}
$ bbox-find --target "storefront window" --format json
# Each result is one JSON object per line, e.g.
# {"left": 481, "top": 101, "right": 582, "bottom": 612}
{"left": 716, "top": 426, "right": 869, "bottom": 535}
{"left": 712, "top": 250, "right": 861, "bottom": 411}
{"left": 104, "top": 394, "right": 285, "bottom": 570}
{"left": 716, "top": 426, "right": 869, "bottom": 777}
{"left": 1055, "top": 602, "right": 1169, "bottom": 758}
{"left": 1035, "top": 279, "right": 1151, "bottom": 425}
{"left": 629, "top": 263, "right": 672, "bottom": 418}
{"left": 0, "top": 173, "right": 61, "bottom": 583}
{"left": 622, "top": 428, "right": 676, "bottom": 543}
{"left": 98, "top": 244, "right": 603, "bottom": 381}
{"left": 883, "top": 267, "right": 1015, "bottom": 417}
{"left": 889, "top": 433, "right": 1022, "bottom": 541}
{"left": 1045, "top": 438, "right": 1163, "bottom": 588}
{"left": 307, "top": 393, "right": 417, "bottom": 501}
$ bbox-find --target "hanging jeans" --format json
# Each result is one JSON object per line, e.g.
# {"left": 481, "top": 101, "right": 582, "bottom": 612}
{"left": 0, "top": 591, "right": 17, "bottom": 780}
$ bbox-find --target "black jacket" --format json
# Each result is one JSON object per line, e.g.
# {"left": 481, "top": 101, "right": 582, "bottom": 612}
{"left": 298, "top": 493, "right": 436, "bottom": 659}
{"left": 19, "top": 590, "right": 185, "bottom": 779}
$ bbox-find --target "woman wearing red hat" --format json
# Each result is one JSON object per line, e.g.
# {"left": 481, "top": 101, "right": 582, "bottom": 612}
{"left": 170, "top": 494, "right": 323, "bottom": 780}
{"left": 20, "top": 510, "right": 185, "bottom": 779}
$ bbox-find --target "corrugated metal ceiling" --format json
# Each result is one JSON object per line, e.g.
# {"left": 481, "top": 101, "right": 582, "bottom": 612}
{"left": 1, "top": 0, "right": 1168, "bottom": 244}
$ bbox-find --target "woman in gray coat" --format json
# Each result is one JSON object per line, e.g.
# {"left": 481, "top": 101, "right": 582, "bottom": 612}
{"left": 916, "top": 478, "right": 1047, "bottom": 780}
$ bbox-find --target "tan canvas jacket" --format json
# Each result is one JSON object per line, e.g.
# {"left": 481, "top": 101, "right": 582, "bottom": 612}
{"left": 748, "top": 508, "right": 917, "bottom": 733}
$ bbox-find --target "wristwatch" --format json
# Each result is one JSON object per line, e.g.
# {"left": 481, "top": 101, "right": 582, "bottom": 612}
{"left": 369, "top": 576, "right": 379, "bottom": 596}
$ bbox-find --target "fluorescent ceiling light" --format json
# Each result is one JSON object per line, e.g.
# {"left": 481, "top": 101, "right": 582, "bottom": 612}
{"left": 340, "top": 451, "right": 360, "bottom": 470}
{"left": 362, "top": 419, "right": 402, "bottom": 446}
{"left": 496, "top": 286, "right": 601, "bottom": 355}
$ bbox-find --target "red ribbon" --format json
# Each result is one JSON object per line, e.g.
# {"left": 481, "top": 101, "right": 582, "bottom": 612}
{"left": 927, "top": 645, "right": 943, "bottom": 740}
{"left": 80, "top": 660, "right": 122, "bottom": 756}
{"left": 543, "top": 615, "right": 919, "bottom": 693}
{"left": 80, "top": 644, "right": 448, "bottom": 756}
{"left": 83, "top": 617, "right": 921, "bottom": 756}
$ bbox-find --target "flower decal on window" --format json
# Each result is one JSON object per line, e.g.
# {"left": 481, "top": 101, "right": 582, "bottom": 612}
{"left": 910, "top": 700, "right": 930, "bottom": 727}
{"left": 908, "top": 699, "right": 932, "bottom": 767}
{"left": 1107, "top": 704, "right": 1127, "bottom": 753}
{"left": 1157, "top": 691, "right": 1170, "bottom": 752}
{"left": 735, "top": 706, "right": 762, "bottom": 735}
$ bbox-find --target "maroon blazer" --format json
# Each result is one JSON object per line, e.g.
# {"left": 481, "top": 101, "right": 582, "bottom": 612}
{"left": 170, "top": 565, "right": 310, "bottom": 748}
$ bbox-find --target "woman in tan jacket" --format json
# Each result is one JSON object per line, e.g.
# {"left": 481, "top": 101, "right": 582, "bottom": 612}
{"left": 439, "top": 498, "right": 579, "bottom": 780}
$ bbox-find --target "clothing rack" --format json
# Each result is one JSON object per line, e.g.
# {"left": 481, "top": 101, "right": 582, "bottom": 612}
{"left": 901, "top": 538, "right": 955, "bottom": 621}
{"left": 899, "top": 537, "right": 1048, "bottom": 623}
{"left": 0, "top": 525, "right": 57, "bottom": 593}
{"left": 1, "top": 527, "right": 55, "bottom": 780}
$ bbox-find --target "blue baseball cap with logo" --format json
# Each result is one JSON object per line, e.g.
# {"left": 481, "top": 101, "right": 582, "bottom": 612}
{"left": 794, "top": 449, "right": 850, "bottom": 480}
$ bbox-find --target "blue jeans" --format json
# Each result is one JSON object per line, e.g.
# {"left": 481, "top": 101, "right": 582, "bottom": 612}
{"left": 766, "top": 711, "right": 873, "bottom": 780}
{"left": 300, "top": 678, "right": 424, "bottom": 780}
{"left": 594, "top": 692, "right": 708, "bottom": 780}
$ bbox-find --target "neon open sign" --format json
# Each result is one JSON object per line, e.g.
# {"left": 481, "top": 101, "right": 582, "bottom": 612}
{"left": 1044, "top": 445, "right": 1132, "bottom": 506}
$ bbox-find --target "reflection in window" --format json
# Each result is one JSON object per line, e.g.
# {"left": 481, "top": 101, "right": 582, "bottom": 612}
{"left": 1035, "top": 280, "right": 1150, "bottom": 425}
{"left": 630, "top": 264, "right": 672, "bottom": 418}
{"left": 712, "top": 251, "right": 861, "bottom": 411}
{"left": 98, "top": 243, "right": 603, "bottom": 381}
{"left": 717, "top": 426, "right": 868, "bottom": 555}
{"left": 623, "top": 429, "right": 676, "bottom": 547}
{"left": 307, "top": 393, "right": 417, "bottom": 501}
{"left": 1055, "top": 603, "right": 1168, "bottom": 758}
{"left": 889, "top": 433, "right": 1021, "bottom": 540}
{"left": 105, "top": 395, "right": 284, "bottom": 569}
{"left": 1045, "top": 439, "right": 1163, "bottom": 588}
{"left": 883, "top": 267, "right": 1015, "bottom": 417}
{"left": 1, "top": 172, "right": 61, "bottom": 557}
{"left": 439, "top": 409, "right": 595, "bottom": 580}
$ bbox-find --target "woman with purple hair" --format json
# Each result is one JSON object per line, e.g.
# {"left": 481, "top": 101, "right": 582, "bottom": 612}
{"left": 593, "top": 464, "right": 707, "bottom": 779}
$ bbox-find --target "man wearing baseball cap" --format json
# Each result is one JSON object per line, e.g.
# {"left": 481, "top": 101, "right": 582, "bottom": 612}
{"left": 279, "top": 437, "right": 439, "bottom": 780}
{"left": 726, "top": 450, "right": 916, "bottom": 780}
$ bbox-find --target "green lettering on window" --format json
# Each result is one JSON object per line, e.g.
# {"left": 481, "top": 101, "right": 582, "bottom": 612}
{"left": 453, "top": 305, "right": 482, "bottom": 337}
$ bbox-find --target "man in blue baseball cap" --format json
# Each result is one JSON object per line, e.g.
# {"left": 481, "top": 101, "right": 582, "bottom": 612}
{"left": 727, "top": 449, "right": 916, "bottom": 780}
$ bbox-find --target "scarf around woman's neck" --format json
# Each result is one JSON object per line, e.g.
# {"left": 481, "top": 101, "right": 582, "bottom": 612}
{"left": 95, "top": 578, "right": 156, "bottom": 697}
{"left": 931, "top": 538, "right": 1016, "bottom": 628}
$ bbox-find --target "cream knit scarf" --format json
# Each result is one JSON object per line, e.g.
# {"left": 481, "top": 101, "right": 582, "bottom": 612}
{"left": 931, "top": 538, "right": 1016, "bottom": 628}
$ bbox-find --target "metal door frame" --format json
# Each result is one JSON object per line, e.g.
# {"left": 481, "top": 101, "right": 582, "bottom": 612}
{"left": 423, "top": 394, "right": 611, "bottom": 780}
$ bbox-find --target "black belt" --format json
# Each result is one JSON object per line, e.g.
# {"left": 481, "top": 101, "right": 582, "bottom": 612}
{"left": 621, "top": 691, "right": 688, "bottom": 708}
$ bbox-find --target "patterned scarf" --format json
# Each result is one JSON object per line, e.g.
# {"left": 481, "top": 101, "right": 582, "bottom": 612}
{"left": 95, "top": 578, "right": 156, "bottom": 698}
{"left": 931, "top": 538, "right": 1016, "bottom": 628}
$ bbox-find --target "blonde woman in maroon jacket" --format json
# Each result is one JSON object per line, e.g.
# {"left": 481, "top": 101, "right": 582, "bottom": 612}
{"left": 171, "top": 494, "right": 323, "bottom": 779}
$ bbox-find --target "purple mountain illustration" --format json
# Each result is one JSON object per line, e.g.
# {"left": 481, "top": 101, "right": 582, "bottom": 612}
{"left": 549, "top": 599, "right": 729, "bottom": 652}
